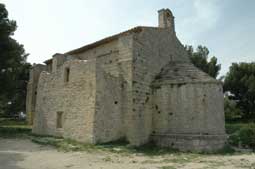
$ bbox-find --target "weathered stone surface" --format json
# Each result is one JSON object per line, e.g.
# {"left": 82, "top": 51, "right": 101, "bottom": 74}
{"left": 32, "top": 59, "right": 97, "bottom": 142}
{"left": 151, "top": 134, "right": 227, "bottom": 152}
{"left": 26, "top": 8, "right": 226, "bottom": 151}
{"left": 26, "top": 64, "right": 47, "bottom": 125}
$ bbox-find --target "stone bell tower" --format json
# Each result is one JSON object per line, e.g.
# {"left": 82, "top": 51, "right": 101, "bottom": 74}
{"left": 158, "top": 8, "right": 175, "bottom": 34}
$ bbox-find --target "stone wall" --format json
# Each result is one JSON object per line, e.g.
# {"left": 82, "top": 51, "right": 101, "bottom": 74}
{"left": 52, "top": 54, "right": 66, "bottom": 72}
{"left": 26, "top": 64, "right": 47, "bottom": 125}
{"left": 129, "top": 27, "right": 190, "bottom": 145}
{"left": 93, "top": 35, "right": 133, "bottom": 143}
{"left": 151, "top": 82, "right": 227, "bottom": 151}
{"left": 32, "top": 34, "right": 134, "bottom": 144}
{"left": 151, "top": 134, "right": 227, "bottom": 151}
{"left": 32, "top": 60, "right": 97, "bottom": 143}
{"left": 150, "top": 60, "right": 227, "bottom": 151}
{"left": 152, "top": 83, "right": 225, "bottom": 135}
{"left": 94, "top": 69, "right": 123, "bottom": 142}
{"left": 64, "top": 35, "right": 134, "bottom": 143}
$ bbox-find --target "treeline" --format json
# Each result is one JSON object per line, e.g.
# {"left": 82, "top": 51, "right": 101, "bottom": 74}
{"left": 0, "top": 3, "right": 31, "bottom": 117}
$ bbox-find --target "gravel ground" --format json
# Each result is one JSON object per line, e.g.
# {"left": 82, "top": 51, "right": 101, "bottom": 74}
{"left": 0, "top": 138, "right": 255, "bottom": 169}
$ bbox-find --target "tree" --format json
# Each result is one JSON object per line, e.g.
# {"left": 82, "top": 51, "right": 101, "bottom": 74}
{"left": 0, "top": 3, "right": 31, "bottom": 117}
{"left": 224, "top": 62, "right": 255, "bottom": 120}
{"left": 185, "top": 45, "right": 221, "bottom": 78}
{"left": 224, "top": 95, "right": 242, "bottom": 122}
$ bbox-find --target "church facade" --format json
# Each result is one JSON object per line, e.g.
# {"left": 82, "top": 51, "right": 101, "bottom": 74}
{"left": 26, "top": 9, "right": 226, "bottom": 151}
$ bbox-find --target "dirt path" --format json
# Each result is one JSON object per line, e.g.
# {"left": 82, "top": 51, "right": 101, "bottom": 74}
{"left": 0, "top": 138, "right": 255, "bottom": 169}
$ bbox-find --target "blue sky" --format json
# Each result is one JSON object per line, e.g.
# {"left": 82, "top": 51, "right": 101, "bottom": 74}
{"left": 1, "top": 0, "right": 255, "bottom": 75}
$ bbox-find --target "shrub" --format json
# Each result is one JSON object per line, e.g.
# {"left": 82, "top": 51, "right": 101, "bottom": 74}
{"left": 227, "top": 123, "right": 255, "bottom": 150}
{"left": 228, "top": 132, "right": 240, "bottom": 146}
{"left": 239, "top": 124, "right": 255, "bottom": 149}
{"left": 0, "top": 126, "right": 31, "bottom": 138}
{"left": 224, "top": 97, "right": 243, "bottom": 122}
{"left": 225, "top": 123, "right": 245, "bottom": 134}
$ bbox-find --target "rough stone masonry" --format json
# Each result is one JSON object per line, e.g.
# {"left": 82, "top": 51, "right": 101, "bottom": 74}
{"left": 26, "top": 8, "right": 227, "bottom": 151}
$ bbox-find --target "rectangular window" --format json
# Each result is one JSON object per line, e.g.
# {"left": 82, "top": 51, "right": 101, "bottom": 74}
{"left": 64, "top": 67, "right": 70, "bottom": 83}
{"left": 56, "top": 111, "right": 63, "bottom": 128}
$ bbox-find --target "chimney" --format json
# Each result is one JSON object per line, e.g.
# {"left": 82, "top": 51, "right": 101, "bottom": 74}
{"left": 158, "top": 8, "right": 175, "bottom": 33}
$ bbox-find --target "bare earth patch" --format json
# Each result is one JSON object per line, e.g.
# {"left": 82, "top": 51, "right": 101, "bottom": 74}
{"left": 0, "top": 138, "right": 255, "bottom": 169}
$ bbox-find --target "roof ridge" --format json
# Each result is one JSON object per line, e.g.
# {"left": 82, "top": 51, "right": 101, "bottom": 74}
{"left": 44, "top": 26, "right": 162, "bottom": 64}
{"left": 64, "top": 26, "right": 161, "bottom": 55}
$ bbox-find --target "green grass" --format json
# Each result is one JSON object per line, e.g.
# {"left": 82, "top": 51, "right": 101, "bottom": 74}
{"left": 0, "top": 118, "right": 31, "bottom": 138}
{"left": 30, "top": 136, "right": 180, "bottom": 155}
{"left": 31, "top": 136, "right": 100, "bottom": 152}
{"left": 0, "top": 126, "right": 31, "bottom": 138}
{"left": 30, "top": 135, "right": 239, "bottom": 157}
{"left": 0, "top": 118, "right": 28, "bottom": 126}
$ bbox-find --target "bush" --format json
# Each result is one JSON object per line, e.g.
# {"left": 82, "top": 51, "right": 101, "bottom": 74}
{"left": 239, "top": 125, "right": 255, "bottom": 149}
{"left": 225, "top": 123, "right": 248, "bottom": 134}
{"left": 0, "top": 126, "right": 31, "bottom": 138}
{"left": 228, "top": 132, "right": 240, "bottom": 146}
{"left": 227, "top": 123, "right": 255, "bottom": 150}
{"left": 224, "top": 97, "right": 243, "bottom": 122}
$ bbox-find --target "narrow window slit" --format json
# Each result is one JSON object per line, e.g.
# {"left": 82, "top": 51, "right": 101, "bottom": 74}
{"left": 64, "top": 67, "right": 70, "bottom": 83}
